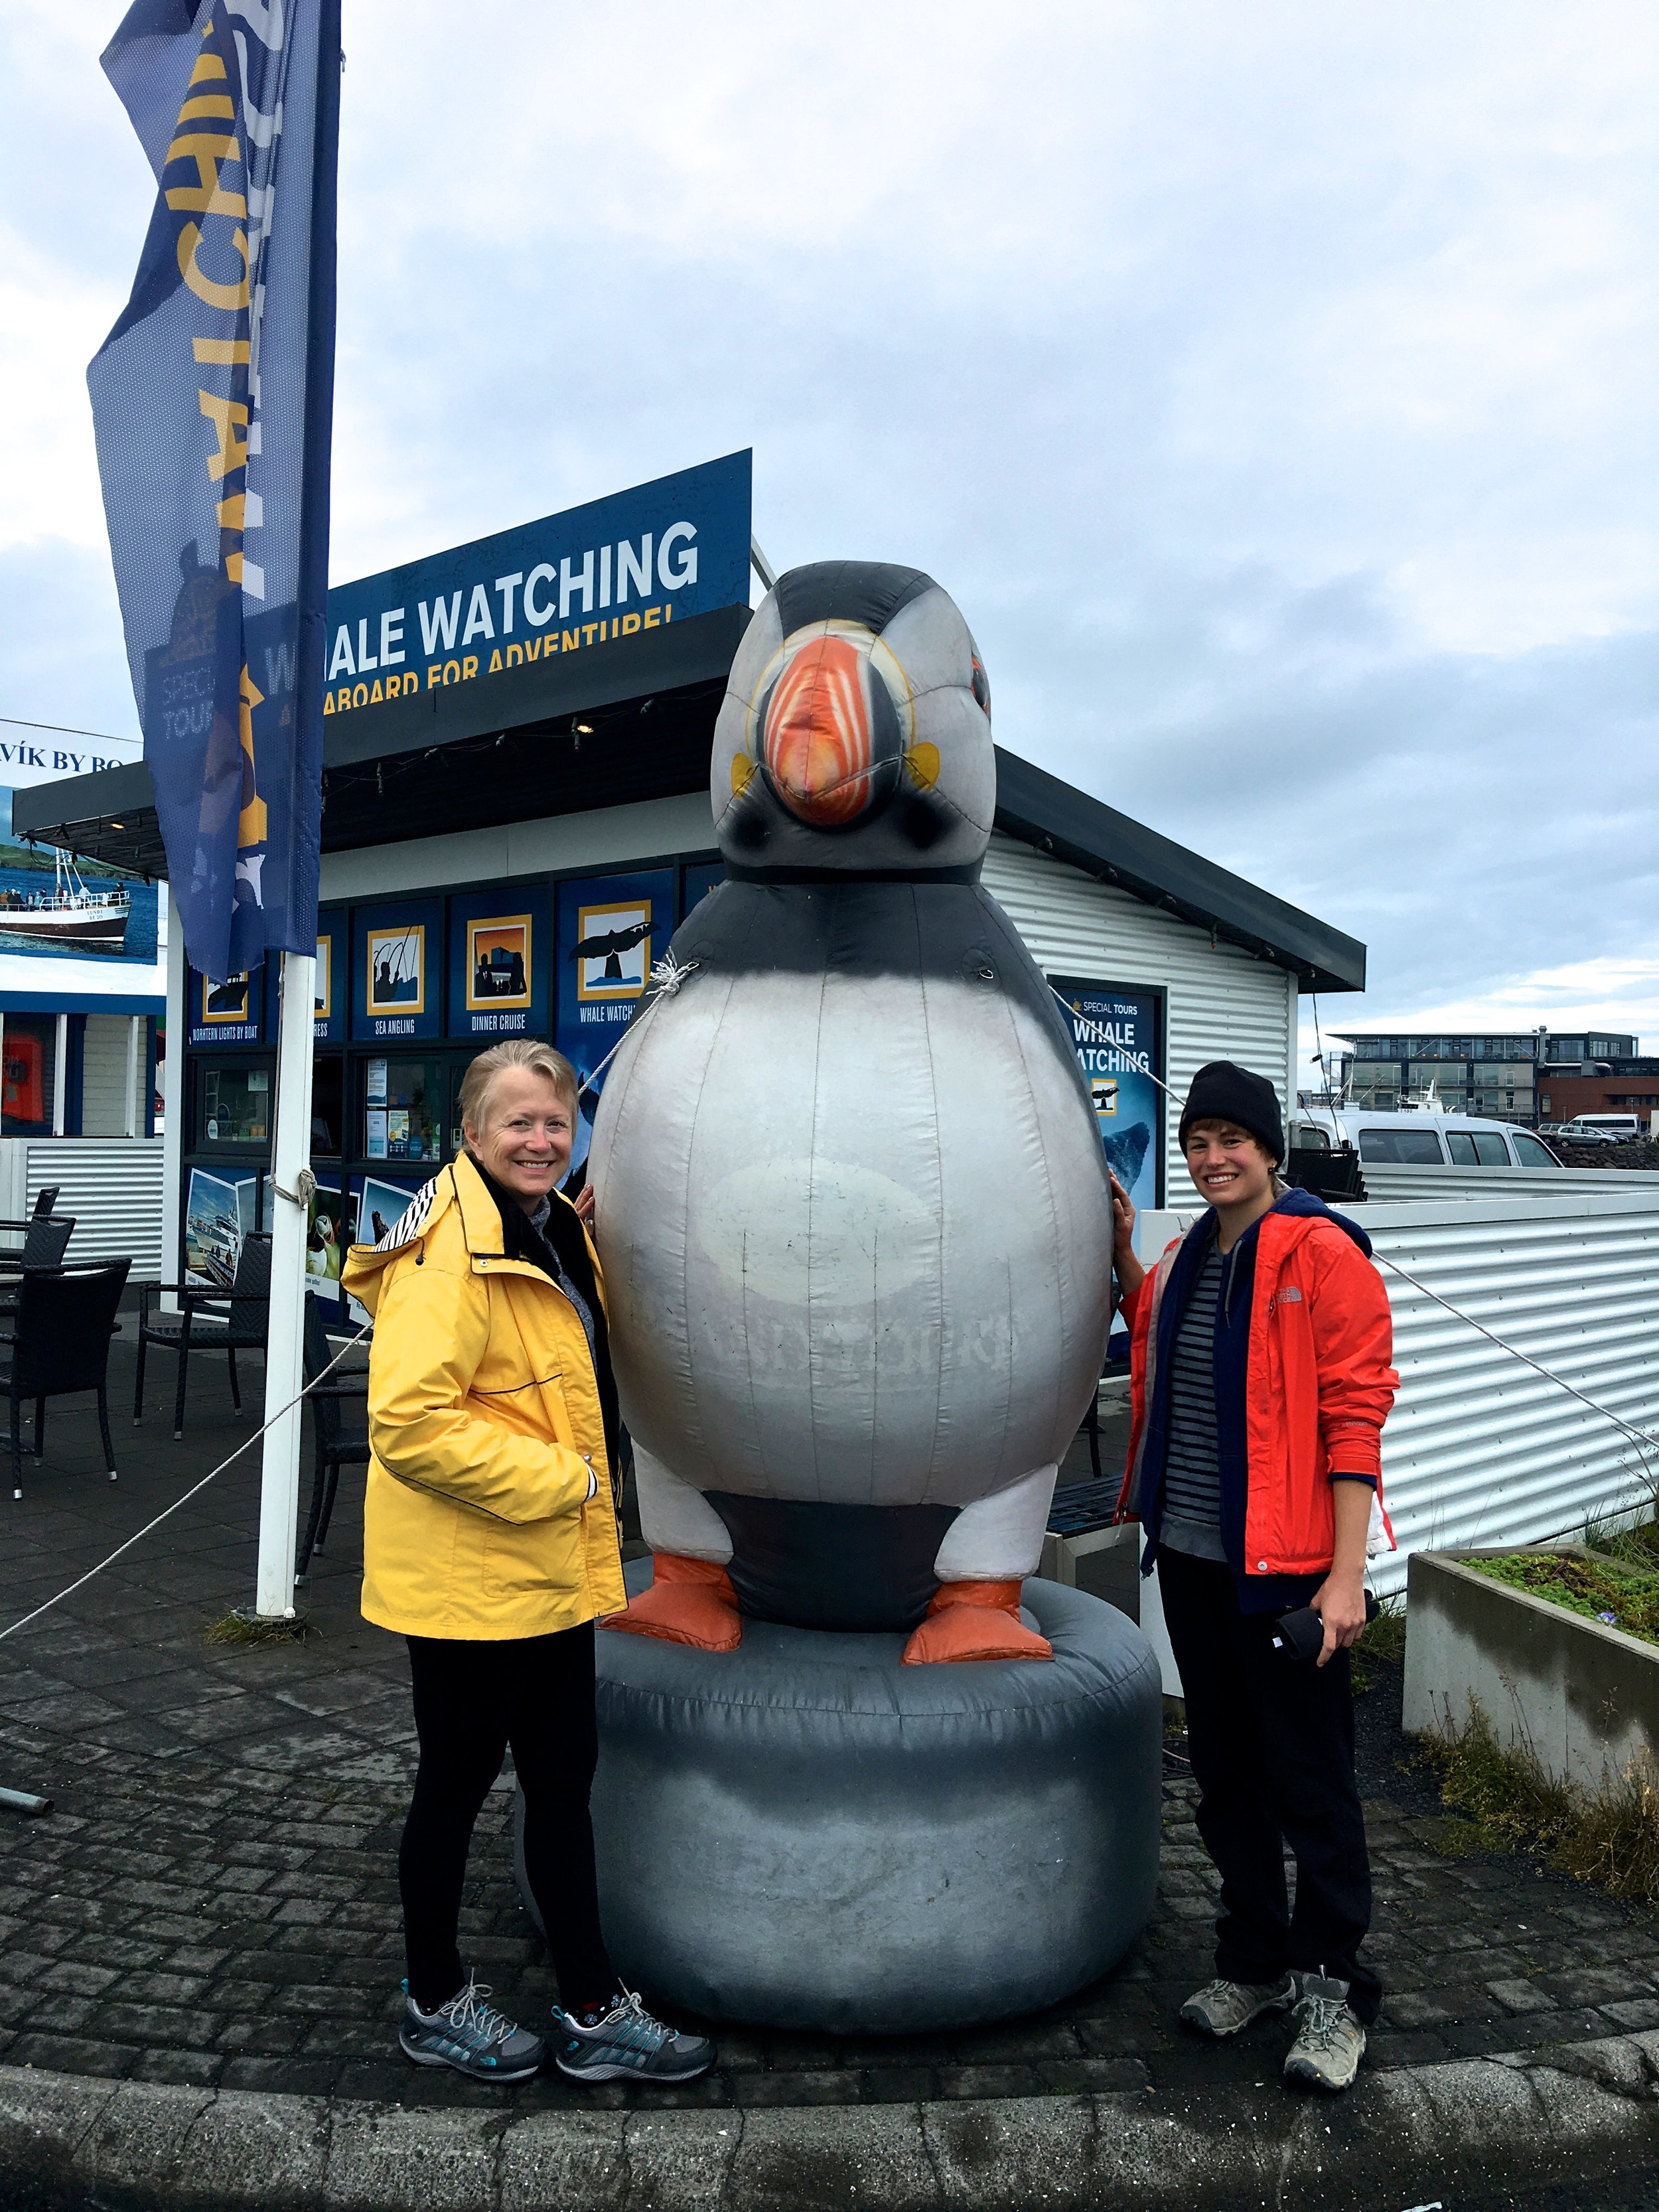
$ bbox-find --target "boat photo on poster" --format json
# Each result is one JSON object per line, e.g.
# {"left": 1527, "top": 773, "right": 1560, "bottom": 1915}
{"left": 183, "top": 1169, "right": 264, "bottom": 1290}
{"left": 0, "top": 784, "right": 157, "bottom": 963}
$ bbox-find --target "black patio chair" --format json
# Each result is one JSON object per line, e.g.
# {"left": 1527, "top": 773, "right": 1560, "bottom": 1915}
{"left": 0, "top": 1214, "right": 75, "bottom": 1298}
{"left": 135, "top": 1232, "right": 271, "bottom": 1440}
{"left": 1, "top": 1259, "right": 130, "bottom": 1501}
{"left": 296, "top": 1293, "right": 369, "bottom": 1580}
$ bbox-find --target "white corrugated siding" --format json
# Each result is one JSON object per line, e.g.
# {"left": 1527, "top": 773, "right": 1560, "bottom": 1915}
{"left": 17, "top": 1138, "right": 165, "bottom": 1277}
{"left": 80, "top": 1017, "right": 132, "bottom": 1138}
{"left": 1145, "top": 1191, "right": 1659, "bottom": 1598}
{"left": 981, "top": 832, "right": 1297, "bottom": 1203}
{"left": 1360, "top": 1162, "right": 1659, "bottom": 1205}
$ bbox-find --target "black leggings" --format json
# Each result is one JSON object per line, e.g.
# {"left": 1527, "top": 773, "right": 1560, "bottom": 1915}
{"left": 400, "top": 1624, "right": 614, "bottom": 2014}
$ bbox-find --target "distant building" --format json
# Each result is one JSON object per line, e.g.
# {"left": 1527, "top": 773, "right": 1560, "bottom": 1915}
{"left": 1535, "top": 1061, "right": 1659, "bottom": 1129}
{"left": 1334, "top": 1031, "right": 1642, "bottom": 1124}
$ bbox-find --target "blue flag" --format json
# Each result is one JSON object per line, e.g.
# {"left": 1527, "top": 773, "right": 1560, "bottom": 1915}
{"left": 88, "top": 0, "right": 339, "bottom": 983}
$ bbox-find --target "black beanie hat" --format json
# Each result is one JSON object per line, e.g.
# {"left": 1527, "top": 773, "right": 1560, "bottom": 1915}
{"left": 1178, "top": 1061, "right": 1285, "bottom": 1166}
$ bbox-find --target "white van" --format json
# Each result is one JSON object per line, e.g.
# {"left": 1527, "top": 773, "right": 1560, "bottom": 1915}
{"left": 1294, "top": 1106, "right": 1563, "bottom": 1170}
{"left": 1561, "top": 1114, "right": 1643, "bottom": 1143}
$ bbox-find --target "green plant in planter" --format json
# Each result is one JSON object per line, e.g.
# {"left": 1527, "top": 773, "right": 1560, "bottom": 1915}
{"left": 1468, "top": 1552, "right": 1659, "bottom": 1649}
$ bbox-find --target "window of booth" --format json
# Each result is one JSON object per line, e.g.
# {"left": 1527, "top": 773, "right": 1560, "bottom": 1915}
{"left": 311, "top": 1053, "right": 343, "bottom": 1157}
{"left": 198, "top": 1061, "right": 273, "bottom": 1146}
{"left": 449, "top": 1063, "right": 468, "bottom": 1157}
{"left": 2, "top": 1015, "right": 56, "bottom": 1136}
{"left": 364, "top": 1055, "right": 445, "bottom": 1165}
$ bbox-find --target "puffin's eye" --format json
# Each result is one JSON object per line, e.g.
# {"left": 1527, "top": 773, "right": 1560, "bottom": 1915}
{"left": 970, "top": 655, "right": 991, "bottom": 715}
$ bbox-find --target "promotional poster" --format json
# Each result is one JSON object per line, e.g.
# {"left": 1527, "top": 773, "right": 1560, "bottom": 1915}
{"left": 0, "top": 788, "right": 157, "bottom": 966}
{"left": 314, "top": 926, "right": 342, "bottom": 1043}
{"left": 306, "top": 1183, "right": 346, "bottom": 1287}
{"left": 1048, "top": 976, "right": 1165, "bottom": 1216}
{"left": 188, "top": 964, "right": 267, "bottom": 1046}
{"left": 183, "top": 1167, "right": 265, "bottom": 1290}
{"left": 352, "top": 899, "right": 443, "bottom": 1041}
{"left": 447, "top": 885, "right": 550, "bottom": 1040}
{"left": 555, "top": 867, "right": 673, "bottom": 1173}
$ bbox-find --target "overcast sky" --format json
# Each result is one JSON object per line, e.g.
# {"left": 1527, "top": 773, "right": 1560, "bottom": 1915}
{"left": 3, "top": 0, "right": 1654, "bottom": 1053}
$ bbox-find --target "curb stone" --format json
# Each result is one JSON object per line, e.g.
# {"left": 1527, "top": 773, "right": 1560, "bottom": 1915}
{"left": 0, "top": 2033, "right": 1654, "bottom": 2211}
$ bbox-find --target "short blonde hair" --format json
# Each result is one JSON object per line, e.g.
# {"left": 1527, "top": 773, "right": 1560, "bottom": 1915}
{"left": 459, "top": 1040, "right": 579, "bottom": 1138}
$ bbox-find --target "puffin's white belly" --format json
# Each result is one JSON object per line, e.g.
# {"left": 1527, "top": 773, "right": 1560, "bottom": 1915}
{"left": 591, "top": 961, "right": 1112, "bottom": 1509}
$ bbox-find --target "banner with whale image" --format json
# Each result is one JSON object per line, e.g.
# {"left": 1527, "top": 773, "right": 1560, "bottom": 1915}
{"left": 1048, "top": 976, "right": 1164, "bottom": 1218}
{"left": 554, "top": 867, "right": 673, "bottom": 1179}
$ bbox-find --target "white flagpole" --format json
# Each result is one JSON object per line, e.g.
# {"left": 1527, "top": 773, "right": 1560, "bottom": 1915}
{"left": 255, "top": 949, "right": 317, "bottom": 1618}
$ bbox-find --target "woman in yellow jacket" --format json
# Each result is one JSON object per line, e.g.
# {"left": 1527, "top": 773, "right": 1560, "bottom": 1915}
{"left": 342, "top": 1039, "right": 712, "bottom": 2088}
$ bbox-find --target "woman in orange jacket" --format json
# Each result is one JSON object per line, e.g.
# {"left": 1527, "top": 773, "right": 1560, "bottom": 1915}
{"left": 1112, "top": 1061, "right": 1397, "bottom": 2093}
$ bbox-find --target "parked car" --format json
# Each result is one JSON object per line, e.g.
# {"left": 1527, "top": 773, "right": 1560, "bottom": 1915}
{"left": 1561, "top": 1114, "right": 1644, "bottom": 1144}
{"left": 1295, "top": 1108, "right": 1563, "bottom": 1169}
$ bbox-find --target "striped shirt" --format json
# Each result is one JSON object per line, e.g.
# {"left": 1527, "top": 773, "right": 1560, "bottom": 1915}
{"left": 1160, "top": 1243, "right": 1228, "bottom": 1563}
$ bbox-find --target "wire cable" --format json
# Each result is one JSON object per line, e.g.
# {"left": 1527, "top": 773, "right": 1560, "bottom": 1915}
{"left": 1369, "top": 1248, "right": 1659, "bottom": 1466}
{"left": 0, "top": 1321, "right": 370, "bottom": 1645}
{"left": 0, "top": 962, "right": 703, "bottom": 1648}
{"left": 1052, "top": 984, "right": 1659, "bottom": 1466}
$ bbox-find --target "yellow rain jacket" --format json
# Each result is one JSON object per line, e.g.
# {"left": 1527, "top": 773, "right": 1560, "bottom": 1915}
{"left": 340, "top": 1151, "right": 626, "bottom": 1639}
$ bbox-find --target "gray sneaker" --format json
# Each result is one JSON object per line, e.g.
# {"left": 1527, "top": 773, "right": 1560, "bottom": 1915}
{"left": 1180, "top": 1973, "right": 1297, "bottom": 2038}
{"left": 1284, "top": 1972, "right": 1366, "bottom": 2090}
{"left": 399, "top": 1972, "right": 545, "bottom": 2083}
{"left": 553, "top": 1985, "right": 714, "bottom": 2083}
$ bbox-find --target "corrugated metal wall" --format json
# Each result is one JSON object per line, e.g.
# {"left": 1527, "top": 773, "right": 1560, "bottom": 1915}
{"left": 12, "top": 1139, "right": 165, "bottom": 1277}
{"left": 1360, "top": 1162, "right": 1659, "bottom": 1205}
{"left": 80, "top": 1017, "right": 132, "bottom": 1138}
{"left": 1364, "top": 1192, "right": 1659, "bottom": 1595}
{"left": 981, "top": 832, "right": 1297, "bottom": 1205}
{"left": 1143, "top": 1192, "right": 1659, "bottom": 1598}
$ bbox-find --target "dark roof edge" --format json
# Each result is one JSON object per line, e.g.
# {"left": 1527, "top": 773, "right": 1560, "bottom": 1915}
{"left": 13, "top": 759, "right": 155, "bottom": 837}
{"left": 14, "top": 733, "right": 1366, "bottom": 996}
{"left": 992, "top": 747, "right": 1366, "bottom": 994}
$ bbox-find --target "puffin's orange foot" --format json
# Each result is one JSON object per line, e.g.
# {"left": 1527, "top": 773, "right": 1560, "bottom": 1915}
{"left": 603, "top": 1554, "right": 742, "bottom": 1652}
{"left": 901, "top": 1578, "right": 1053, "bottom": 1664}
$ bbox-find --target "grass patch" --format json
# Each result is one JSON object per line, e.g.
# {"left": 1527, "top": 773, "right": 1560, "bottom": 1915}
{"left": 1357, "top": 1593, "right": 1407, "bottom": 1664}
{"left": 1420, "top": 1703, "right": 1659, "bottom": 1903}
{"left": 1468, "top": 1550, "right": 1659, "bottom": 1648}
{"left": 204, "top": 1609, "right": 314, "bottom": 1647}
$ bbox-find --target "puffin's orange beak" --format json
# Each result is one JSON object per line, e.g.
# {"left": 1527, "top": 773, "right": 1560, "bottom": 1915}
{"left": 763, "top": 634, "right": 875, "bottom": 826}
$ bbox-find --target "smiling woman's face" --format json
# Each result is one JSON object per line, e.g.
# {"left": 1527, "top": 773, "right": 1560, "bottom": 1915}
{"left": 465, "top": 1067, "right": 575, "bottom": 1215}
{"left": 1183, "top": 1118, "right": 1276, "bottom": 1214}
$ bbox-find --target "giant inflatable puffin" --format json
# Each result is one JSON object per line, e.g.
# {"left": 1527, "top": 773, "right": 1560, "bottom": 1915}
{"left": 589, "top": 561, "right": 1114, "bottom": 1662}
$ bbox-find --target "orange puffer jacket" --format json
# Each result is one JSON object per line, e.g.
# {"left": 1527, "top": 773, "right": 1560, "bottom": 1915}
{"left": 1115, "top": 1195, "right": 1399, "bottom": 1580}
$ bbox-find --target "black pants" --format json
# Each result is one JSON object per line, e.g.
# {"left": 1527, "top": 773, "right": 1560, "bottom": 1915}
{"left": 1157, "top": 1547, "right": 1380, "bottom": 2024}
{"left": 400, "top": 1624, "right": 614, "bottom": 2014}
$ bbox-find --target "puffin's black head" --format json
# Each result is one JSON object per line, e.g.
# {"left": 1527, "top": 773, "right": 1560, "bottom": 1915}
{"left": 713, "top": 561, "right": 995, "bottom": 877}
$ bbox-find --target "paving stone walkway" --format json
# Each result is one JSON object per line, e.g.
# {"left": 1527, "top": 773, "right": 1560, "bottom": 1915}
{"left": 1, "top": 1327, "right": 1655, "bottom": 2119}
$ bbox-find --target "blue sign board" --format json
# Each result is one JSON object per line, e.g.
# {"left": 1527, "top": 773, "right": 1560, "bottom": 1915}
{"left": 448, "top": 885, "right": 550, "bottom": 1041}
{"left": 313, "top": 920, "right": 344, "bottom": 1043}
{"left": 1049, "top": 976, "right": 1165, "bottom": 1217}
{"left": 319, "top": 451, "right": 752, "bottom": 737}
{"left": 188, "top": 962, "right": 269, "bottom": 1047}
{"left": 555, "top": 868, "right": 674, "bottom": 1174}
{"left": 351, "top": 897, "right": 445, "bottom": 1043}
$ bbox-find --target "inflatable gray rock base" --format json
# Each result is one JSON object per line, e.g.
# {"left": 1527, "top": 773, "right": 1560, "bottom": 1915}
{"left": 516, "top": 1572, "right": 1163, "bottom": 2035}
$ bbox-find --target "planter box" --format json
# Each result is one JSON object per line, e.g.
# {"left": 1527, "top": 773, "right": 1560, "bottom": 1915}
{"left": 1402, "top": 1544, "right": 1659, "bottom": 1790}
